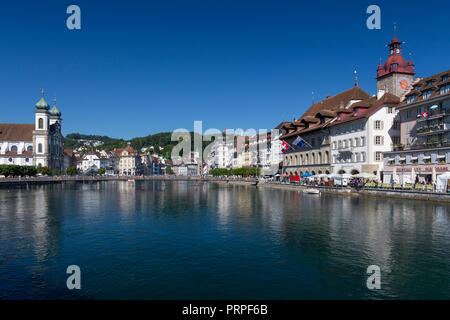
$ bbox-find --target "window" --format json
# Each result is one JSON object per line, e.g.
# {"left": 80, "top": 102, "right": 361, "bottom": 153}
{"left": 361, "top": 152, "right": 366, "bottom": 162}
{"left": 361, "top": 137, "right": 366, "bottom": 146}
{"left": 423, "top": 90, "right": 432, "bottom": 99}
{"left": 11, "top": 145, "right": 18, "bottom": 152}
{"left": 38, "top": 143, "right": 43, "bottom": 153}
{"left": 338, "top": 140, "right": 342, "bottom": 149}
{"left": 393, "top": 120, "right": 401, "bottom": 130}
{"left": 387, "top": 107, "right": 394, "bottom": 114}
{"left": 333, "top": 142, "right": 337, "bottom": 150}
{"left": 375, "top": 152, "right": 383, "bottom": 161}
{"left": 406, "top": 109, "right": 412, "bottom": 119}
{"left": 407, "top": 95, "right": 415, "bottom": 104}
{"left": 354, "top": 137, "right": 359, "bottom": 147}
{"left": 38, "top": 118, "right": 44, "bottom": 129}
{"left": 441, "top": 84, "right": 450, "bottom": 95}
{"left": 25, "top": 158, "right": 29, "bottom": 162}
{"left": 27, "top": 146, "right": 33, "bottom": 151}
{"left": 374, "top": 120, "right": 383, "bottom": 130}
{"left": 443, "top": 75, "right": 449, "bottom": 81}
{"left": 392, "top": 136, "right": 400, "bottom": 144}
{"left": 375, "top": 136, "right": 384, "bottom": 145}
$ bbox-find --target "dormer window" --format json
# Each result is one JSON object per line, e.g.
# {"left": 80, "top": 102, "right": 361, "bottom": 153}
{"left": 443, "top": 75, "right": 448, "bottom": 81}
{"left": 423, "top": 90, "right": 432, "bottom": 99}
{"left": 354, "top": 108, "right": 359, "bottom": 117}
{"left": 390, "top": 63, "right": 398, "bottom": 70}
{"left": 407, "top": 95, "right": 415, "bottom": 104}
{"left": 441, "top": 84, "right": 450, "bottom": 95}
{"left": 426, "top": 80, "right": 433, "bottom": 86}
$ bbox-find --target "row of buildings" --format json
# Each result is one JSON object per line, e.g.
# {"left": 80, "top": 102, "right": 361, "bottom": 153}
{"left": 72, "top": 147, "right": 164, "bottom": 176}
{"left": 278, "top": 34, "right": 449, "bottom": 184}
{"left": 204, "top": 132, "right": 284, "bottom": 175}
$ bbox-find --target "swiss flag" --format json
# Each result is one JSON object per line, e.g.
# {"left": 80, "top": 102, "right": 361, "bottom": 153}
{"left": 421, "top": 112, "right": 429, "bottom": 118}
{"left": 281, "top": 141, "right": 290, "bottom": 153}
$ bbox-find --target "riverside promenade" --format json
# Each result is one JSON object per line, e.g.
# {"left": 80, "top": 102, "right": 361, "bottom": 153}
{"left": 1, "top": 175, "right": 449, "bottom": 203}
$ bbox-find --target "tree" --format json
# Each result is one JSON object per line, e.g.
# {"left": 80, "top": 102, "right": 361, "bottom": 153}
{"left": 66, "top": 167, "right": 77, "bottom": 176}
{"left": 37, "top": 166, "right": 51, "bottom": 176}
{"left": 166, "top": 166, "right": 174, "bottom": 175}
{"left": 98, "top": 168, "right": 106, "bottom": 175}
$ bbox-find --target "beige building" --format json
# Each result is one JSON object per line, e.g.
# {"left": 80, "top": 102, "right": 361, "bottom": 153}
{"left": 280, "top": 86, "right": 370, "bottom": 176}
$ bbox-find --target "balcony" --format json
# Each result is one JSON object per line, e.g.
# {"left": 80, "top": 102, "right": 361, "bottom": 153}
{"left": 416, "top": 124, "right": 449, "bottom": 136}
{"left": 416, "top": 109, "right": 449, "bottom": 122}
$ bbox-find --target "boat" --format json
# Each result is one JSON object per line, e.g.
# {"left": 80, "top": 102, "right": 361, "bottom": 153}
{"left": 127, "top": 178, "right": 135, "bottom": 182}
{"left": 303, "top": 188, "right": 320, "bottom": 195}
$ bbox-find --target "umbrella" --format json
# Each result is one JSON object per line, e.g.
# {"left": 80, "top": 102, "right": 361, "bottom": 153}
{"left": 393, "top": 167, "right": 399, "bottom": 184}
{"left": 432, "top": 167, "right": 436, "bottom": 184}
{"left": 301, "top": 172, "right": 313, "bottom": 178}
{"left": 410, "top": 168, "right": 416, "bottom": 184}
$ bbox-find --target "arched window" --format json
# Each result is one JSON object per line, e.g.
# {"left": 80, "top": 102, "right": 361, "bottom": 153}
{"left": 11, "top": 145, "right": 18, "bottom": 152}
{"left": 38, "top": 118, "right": 44, "bottom": 129}
{"left": 318, "top": 152, "right": 322, "bottom": 164}
{"left": 38, "top": 143, "right": 43, "bottom": 153}
{"left": 27, "top": 146, "right": 33, "bottom": 151}
{"left": 311, "top": 153, "right": 315, "bottom": 165}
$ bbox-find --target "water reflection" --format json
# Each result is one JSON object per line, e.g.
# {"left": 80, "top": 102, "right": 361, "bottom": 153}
{"left": 0, "top": 181, "right": 448, "bottom": 299}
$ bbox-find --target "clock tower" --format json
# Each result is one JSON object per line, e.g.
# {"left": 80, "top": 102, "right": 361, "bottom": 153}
{"left": 376, "top": 33, "right": 415, "bottom": 98}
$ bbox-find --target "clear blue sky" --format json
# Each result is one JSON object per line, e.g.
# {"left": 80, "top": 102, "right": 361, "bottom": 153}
{"left": 1, "top": 0, "right": 449, "bottom": 139}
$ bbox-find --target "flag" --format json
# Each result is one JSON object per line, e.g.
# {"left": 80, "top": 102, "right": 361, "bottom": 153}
{"left": 281, "top": 140, "right": 291, "bottom": 153}
{"left": 292, "top": 136, "right": 310, "bottom": 148}
{"left": 421, "top": 112, "right": 429, "bottom": 118}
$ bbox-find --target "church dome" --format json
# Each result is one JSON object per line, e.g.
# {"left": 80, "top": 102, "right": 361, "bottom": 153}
{"left": 49, "top": 105, "right": 61, "bottom": 117}
{"left": 35, "top": 97, "right": 50, "bottom": 110}
{"left": 35, "top": 90, "right": 50, "bottom": 110}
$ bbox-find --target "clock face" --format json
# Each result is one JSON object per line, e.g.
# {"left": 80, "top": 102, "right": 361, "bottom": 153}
{"left": 396, "top": 49, "right": 400, "bottom": 54}
{"left": 399, "top": 77, "right": 410, "bottom": 91}
{"left": 390, "top": 50, "right": 394, "bottom": 55}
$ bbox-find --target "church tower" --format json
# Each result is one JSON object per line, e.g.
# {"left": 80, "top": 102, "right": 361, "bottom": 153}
{"left": 48, "top": 99, "right": 64, "bottom": 170}
{"left": 376, "top": 30, "right": 415, "bottom": 98}
{"left": 33, "top": 90, "right": 50, "bottom": 168}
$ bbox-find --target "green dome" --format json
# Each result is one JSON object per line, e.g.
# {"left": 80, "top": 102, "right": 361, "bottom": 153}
{"left": 49, "top": 105, "right": 61, "bottom": 117}
{"left": 35, "top": 96, "right": 50, "bottom": 110}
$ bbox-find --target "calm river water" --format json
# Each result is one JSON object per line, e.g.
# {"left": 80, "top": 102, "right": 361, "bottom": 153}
{"left": 0, "top": 181, "right": 448, "bottom": 299}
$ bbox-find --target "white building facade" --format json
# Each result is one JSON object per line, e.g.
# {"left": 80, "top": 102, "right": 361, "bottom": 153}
{"left": 0, "top": 92, "right": 64, "bottom": 170}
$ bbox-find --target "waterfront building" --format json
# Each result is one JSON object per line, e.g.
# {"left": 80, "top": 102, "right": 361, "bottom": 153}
{"left": 0, "top": 91, "right": 64, "bottom": 170}
{"left": 280, "top": 86, "right": 370, "bottom": 176}
{"left": 329, "top": 93, "right": 400, "bottom": 176}
{"left": 383, "top": 70, "right": 450, "bottom": 184}
{"left": 114, "top": 146, "right": 140, "bottom": 176}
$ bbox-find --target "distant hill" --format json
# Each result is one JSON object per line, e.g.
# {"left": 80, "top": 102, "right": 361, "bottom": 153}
{"left": 64, "top": 132, "right": 210, "bottom": 158}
